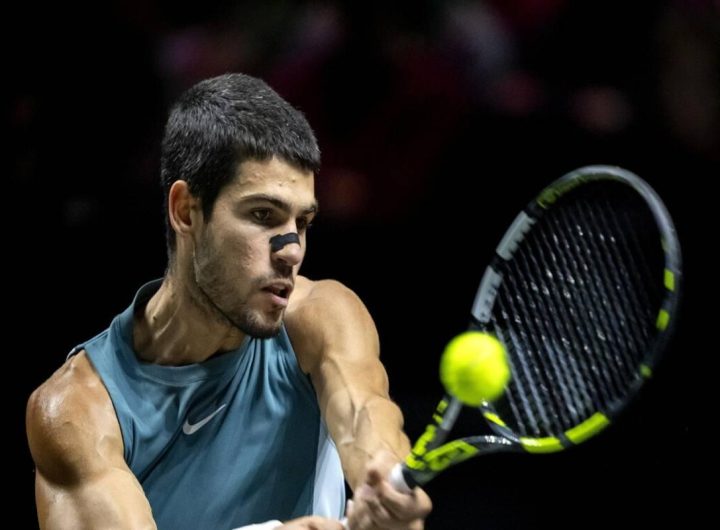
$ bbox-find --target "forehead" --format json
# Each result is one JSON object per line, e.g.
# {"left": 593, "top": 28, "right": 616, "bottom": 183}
{"left": 223, "top": 156, "right": 316, "bottom": 207}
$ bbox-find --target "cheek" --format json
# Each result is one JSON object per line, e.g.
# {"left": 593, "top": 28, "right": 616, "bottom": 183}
{"left": 225, "top": 235, "right": 269, "bottom": 274}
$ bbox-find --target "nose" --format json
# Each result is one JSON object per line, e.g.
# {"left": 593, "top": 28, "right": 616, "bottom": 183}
{"left": 271, "top": 233, "right": 304, "bottom": 268}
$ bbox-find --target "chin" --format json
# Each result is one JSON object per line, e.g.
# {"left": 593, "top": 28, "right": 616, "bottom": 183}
{"left": 247, "top": 323, "right": 282, "bottom": 339}
{"left": 236, "top": 311, "right": 284, "bottom": 339}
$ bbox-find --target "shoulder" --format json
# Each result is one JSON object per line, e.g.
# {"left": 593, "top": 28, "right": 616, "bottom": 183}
{"left": 288, "top": 276, "right": 372, "bottom": 321}
{"left": 285, "top": 276, "right": 379, "bottom": 373}
{"left": 26, "top": 351, "right": 123, "bottom": 484}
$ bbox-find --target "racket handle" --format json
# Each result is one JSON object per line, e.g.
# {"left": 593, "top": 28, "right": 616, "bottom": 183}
{"left": 388, "top": 463, "right": 413, "bottom": 494}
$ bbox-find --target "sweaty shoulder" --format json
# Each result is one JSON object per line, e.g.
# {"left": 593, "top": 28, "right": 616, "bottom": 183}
{"left": 26, "top": 351, "right": 124, "bottom": 485}
{"left": 285, "top": 276, "right": 380, "bottom": 374}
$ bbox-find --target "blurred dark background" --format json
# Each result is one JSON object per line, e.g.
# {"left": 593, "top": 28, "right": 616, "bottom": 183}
{"left": 11, "top": 0, "right": 716, "bottom": 527}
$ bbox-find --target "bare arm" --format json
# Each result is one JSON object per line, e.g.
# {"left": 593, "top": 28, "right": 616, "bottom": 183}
{"left": 287, "top": 280, "right": 431, "bottom": 530}
{"left": 287, "top": 280, "right": 411, "bottom": 490}
{"left": 27, "top": 352, "right": 157, "bottom": 530}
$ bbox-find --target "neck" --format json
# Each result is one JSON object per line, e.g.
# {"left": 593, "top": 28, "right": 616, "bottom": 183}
{"left": 133, "top": 274, "right": 246, "bottom": 366}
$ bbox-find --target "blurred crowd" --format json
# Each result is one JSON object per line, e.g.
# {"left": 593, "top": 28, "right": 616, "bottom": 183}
{"left": 12, "top": 0, "right": 718, "bottom": 229}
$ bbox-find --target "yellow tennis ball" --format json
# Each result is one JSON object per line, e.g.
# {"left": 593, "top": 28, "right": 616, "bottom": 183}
{"left": 440, "top": 331, "right": 511, "bottom": 406}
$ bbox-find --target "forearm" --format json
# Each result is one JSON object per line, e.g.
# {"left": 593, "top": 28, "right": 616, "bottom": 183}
{"left": 295, "top": 281, "right": 413, "bottom": 491}
{"left": 294, "top": 281, "right": 432, "bottom": 527}
{"left": 330, "top": 393, "right": 411, "bottom": 489}
{"left": 36, "top": 470, "right": 157, "bottom": 530}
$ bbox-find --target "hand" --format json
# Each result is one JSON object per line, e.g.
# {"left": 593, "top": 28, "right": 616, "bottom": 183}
{"left": 279, "top": 516, "right": 345, "bottom": 529}
{"left": 346, "top": 451, "right": 432, "bottom": 530}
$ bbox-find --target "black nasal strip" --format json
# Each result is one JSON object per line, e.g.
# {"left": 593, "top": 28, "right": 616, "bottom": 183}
{"left": 269, "top": 232, "right": 300, "bottom": 252}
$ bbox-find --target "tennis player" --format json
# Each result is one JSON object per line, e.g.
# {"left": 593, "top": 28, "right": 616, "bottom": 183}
{"left": 26, "top": 73, "right": 431, "bottom": 529}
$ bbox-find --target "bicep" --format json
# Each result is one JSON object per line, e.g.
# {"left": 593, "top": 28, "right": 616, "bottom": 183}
{"left": 36, "top": 464, "right": 156, "bottom": 530}
{"left": 27, "top": 354, "right": 156, "bottom": 529}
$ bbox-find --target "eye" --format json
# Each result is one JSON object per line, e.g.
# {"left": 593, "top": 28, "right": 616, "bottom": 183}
{"left": 296, "top": 217, "right": 309, "bottom": 231}
{"left": 251, "top": 209, "right": 272, "bottom": 223}
{"left": 297, "top": 216, "right": 314, "bottom": 232}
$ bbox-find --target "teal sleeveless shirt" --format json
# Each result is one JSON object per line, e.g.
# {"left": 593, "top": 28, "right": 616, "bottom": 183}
{"left": 70, "top": 280, "right": 345, "bottom": 529}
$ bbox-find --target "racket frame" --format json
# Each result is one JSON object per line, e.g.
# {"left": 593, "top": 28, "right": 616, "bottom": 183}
{"left": 400, "top": 165, "right": 682, "bottom": 488}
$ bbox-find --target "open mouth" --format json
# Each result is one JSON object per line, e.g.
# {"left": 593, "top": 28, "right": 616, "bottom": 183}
{"left": 262, "top": 282, "right": 293, "bottom": 302}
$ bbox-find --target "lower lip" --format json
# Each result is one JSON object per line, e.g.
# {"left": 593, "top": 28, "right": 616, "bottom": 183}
{"left": 263, "top": 290, "right": 289, "bottom": 308}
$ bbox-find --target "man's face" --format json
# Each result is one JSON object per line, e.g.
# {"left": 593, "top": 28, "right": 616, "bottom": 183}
{"left": 191, "top": 157, "right": 317, "bottom": 337}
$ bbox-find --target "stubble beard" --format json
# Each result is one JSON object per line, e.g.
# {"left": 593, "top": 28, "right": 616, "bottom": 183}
{"left": 191, "top": 240, "right": 283, "bottom": 339}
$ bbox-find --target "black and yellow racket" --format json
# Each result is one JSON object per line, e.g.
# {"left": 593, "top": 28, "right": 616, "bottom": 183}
{"left": 388, "top": 165, "right": 682, "bottom": 493}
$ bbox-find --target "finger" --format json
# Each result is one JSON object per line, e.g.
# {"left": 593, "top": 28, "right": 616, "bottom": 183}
{"left": 362, "top": 458, "right": 425, "bottom": 519}
{"left": 348, "top": 507, "right": 375, "bottom": 530}
{"left": 358, "top": 482, "right": 417, "bottom": 530}
{"left": 361, "top": 491, "right": 393, "bottom": 525}
{"left": 373, "top": 481, "right": 432, "bottom": 521}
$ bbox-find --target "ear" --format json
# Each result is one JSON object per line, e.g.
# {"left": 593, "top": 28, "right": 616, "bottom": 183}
{"left": 168, "top": 180, "right": 202, "bottom": 240}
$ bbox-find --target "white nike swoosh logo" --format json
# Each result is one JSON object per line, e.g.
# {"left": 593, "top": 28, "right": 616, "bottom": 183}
{"left": 182, "top": 404, "right": 227, "bottom": 435}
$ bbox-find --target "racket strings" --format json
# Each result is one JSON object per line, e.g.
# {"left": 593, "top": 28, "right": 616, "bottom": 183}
{"left": 544, "top": 219, "right": 621, "bottom": 412}
{"left": 500, "top": 221, "right": 613, "bottom": 436}
{"left": 552, "top": 203, "right": 637, "bottom": 399}
{"left": 581, "top": 201, "right": 656, "bottom": 376}
{"left": 499, "top": 252, "right": 588, "bottom": 436}
{"left": 494, "top": 326, "right": 544, "bottom": 436}
{"left": 495, "top": 294, "right": 559, "bottom": 436}
{"left": 497, "top": 223, "right": 618, "bottom": 436}
{"left": 523, "top": 224, "right": 600, "bottom": 420}
{"left": 594, "top": 202, "right": 661, "bottom": 332}
{"left": 493, "top": 184, "right": 664, "bottom": 438}
{"left": 576, "top": 191, "right": 663, "bottom": 374}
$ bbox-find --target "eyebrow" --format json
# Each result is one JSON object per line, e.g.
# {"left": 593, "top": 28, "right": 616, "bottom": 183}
{"left": 237, "top": 193, "right": 319, "bottom": 215}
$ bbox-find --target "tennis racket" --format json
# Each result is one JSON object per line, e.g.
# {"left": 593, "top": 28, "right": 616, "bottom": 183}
{"left": 365, "top": 165, "right": 682, "bottom": 504}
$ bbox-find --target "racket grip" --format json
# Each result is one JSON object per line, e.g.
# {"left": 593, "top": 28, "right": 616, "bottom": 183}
{"left": 388, "top": 463, "right": 413, "bottom": 494}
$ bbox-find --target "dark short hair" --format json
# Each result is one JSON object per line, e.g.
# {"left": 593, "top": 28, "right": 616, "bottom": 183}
{"left": 160, "top": 73, "right": 320, "bottom": 254}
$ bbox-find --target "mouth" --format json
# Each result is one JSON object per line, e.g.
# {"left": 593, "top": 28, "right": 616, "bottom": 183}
{"left": 261, "top": 282, "right": 293, "bottom": 306}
